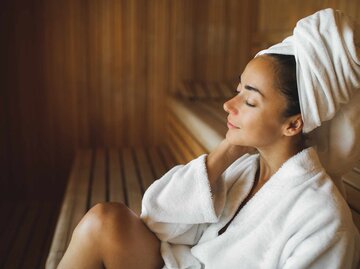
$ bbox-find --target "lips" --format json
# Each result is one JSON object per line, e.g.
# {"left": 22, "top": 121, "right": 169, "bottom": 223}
{"left": 227, "top": 120, "right": 239, "bottom": 129}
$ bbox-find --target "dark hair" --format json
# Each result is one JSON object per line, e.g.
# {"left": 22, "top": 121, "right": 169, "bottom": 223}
{"left": 265, "top": 53, "right": 300, "bottom": 118}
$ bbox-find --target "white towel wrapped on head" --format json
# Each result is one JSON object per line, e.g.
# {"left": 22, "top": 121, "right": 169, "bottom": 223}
{"left": 257, "top": 8, "right": 360, "bottom": 194}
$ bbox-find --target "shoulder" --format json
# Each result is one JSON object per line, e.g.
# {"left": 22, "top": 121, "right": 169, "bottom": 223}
{"left": 277, "top": 147, "right": 356, "bottom": 232}
{"left": 287, "top": 168, "right": 355, "bottom": 235}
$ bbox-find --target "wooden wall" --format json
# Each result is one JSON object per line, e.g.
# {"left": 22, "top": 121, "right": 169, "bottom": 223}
{"left": 5, "top": 0, "right": 357, "bottom": 202}
{"left": 253, "top": 0, "right": 360, "bottom": 53}
{"left": 1, "top": 0, "right": 256, "bottom": 201}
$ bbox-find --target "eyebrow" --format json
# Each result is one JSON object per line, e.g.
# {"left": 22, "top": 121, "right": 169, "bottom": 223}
{"left": 244, "top": 85, "right": 265, "bottom": 97}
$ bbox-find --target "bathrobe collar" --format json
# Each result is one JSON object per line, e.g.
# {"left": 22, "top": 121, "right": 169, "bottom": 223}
{"left": 214, "top": 147, "right": 324, "bottom": 235}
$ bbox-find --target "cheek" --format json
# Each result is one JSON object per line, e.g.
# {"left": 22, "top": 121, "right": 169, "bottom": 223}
{"left": 227, "top": 110, "right": 283, "bottom": 146}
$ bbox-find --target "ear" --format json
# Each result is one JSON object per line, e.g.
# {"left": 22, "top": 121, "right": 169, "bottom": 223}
{"left": 283, "top": 114, "right": 303, "bottom": 137}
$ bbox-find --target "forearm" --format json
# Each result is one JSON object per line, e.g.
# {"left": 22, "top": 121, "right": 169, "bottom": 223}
{"left": 206, "top": 139, "right": 250, "bottom": 190}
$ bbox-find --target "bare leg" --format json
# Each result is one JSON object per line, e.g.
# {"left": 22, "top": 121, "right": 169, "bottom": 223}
{"left": 57, "top": 202, "right": 164, "bottom": 269}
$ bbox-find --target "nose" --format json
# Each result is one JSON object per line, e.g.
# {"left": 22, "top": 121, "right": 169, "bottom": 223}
{"left": 223, "top": 96, "right": 239, "bottom": 115}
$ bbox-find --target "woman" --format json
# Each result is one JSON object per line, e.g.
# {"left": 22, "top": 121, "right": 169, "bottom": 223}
{"left": 58, "top": 8, "right": 360, "bottom": 269}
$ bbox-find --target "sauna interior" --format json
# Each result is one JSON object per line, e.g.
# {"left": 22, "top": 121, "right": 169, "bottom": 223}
{"left": 1, "top": 0, "right": 360, "bottom": 268}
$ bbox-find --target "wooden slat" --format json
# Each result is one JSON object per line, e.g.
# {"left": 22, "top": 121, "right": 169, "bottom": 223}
{"left": 181, "top": 99, "right": 227, "bottom": 134}
{"left": 166, "top": 130, "right": 188, "bottom": 165}
{"left": 90, "top": 148, "right": 107, "bottom": 207}
{"left": 21, "top": 202, "right": 57, "bottom": 269}
{"left": 67, "top": 150, "right": 92, "bottom": 243}
{"left": 352, "top": 160, "right": 360, "bottom": 174}
{"left": 169, "top": 112, "right": 207, "bottom": 157}
{"left": 351, "top": 209, "right": 360, "bottom": 232}
{"left": 108, "top": 149, "right": 125, "bottom": 203}
{"left": 147, "top": 147, "right": 168, "bottom": 179}
{"left": 208, "top": 100, "right": 228, "bottom": 118}
{"left": 45, "top": 152, "right": 82, "bottom": 268}
{"left": 122, "top": 148, "right": 143, "bottom": 215}
{"left": 344, "top": 182, "right": 360, "bottom": 213}
{"left": 41, "top": 202, "right": 64, "bottom": 269}
{"left": 160, "top": 145, "right": 178, "bottom": 170}
{"left": 197, "top": 101, "right": 227, "bottom": 124}
{"left": 134, "top": 148, "right": 156, "bottom": 191}
{"left": 167, "top": 125, "right": 195, "bottom": 163}
{"left": 46, "top": 150, "right": 91, "bottom": 269}
{"left": 170, "top": 97, "right": 225, "bottom": 152}
{"left": 3, "top": 203, "right": 40, "bottom": 269}
{"left": 343, "top": 170, "right": 360, "bottom": 191}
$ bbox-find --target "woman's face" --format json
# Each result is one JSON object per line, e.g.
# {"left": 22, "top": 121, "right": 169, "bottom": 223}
{"left": 224, "top": 56, "right": 289, "bottom": 149}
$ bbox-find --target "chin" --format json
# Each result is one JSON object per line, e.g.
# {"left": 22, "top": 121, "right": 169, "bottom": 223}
{"left": 225, "top": 133, "right": 250, "bottom": 147}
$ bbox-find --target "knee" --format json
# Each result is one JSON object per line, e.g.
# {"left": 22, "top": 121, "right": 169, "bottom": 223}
{"left": 73, "top": 202, "right": 131, "bottom": 240}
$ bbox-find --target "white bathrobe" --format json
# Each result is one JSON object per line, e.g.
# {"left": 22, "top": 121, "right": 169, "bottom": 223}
{"left": 141, "top": 147, "right": 360, "bottom": 269}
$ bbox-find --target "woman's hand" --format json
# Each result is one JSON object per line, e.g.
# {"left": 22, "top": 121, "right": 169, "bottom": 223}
{"left": 206, "top": 139, "right": 254, "bottom": 189}
{"left": 219, "top": 139, "right": 254, "bottom": 164}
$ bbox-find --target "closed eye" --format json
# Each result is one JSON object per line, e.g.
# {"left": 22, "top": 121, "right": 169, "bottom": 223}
{"left": 245, "top": 100, "right": 256, "bottom": 107}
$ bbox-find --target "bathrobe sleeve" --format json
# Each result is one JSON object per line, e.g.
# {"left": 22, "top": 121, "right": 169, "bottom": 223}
{"left": 140, "top": 154, "right": 227, "bottom": 245}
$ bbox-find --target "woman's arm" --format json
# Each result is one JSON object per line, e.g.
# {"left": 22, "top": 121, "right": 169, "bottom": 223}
{"left": 141, "top": 139, "right": 252, "bottom": 245}
{"left": 207, "top": 139, "right": 252, "bottom": 191}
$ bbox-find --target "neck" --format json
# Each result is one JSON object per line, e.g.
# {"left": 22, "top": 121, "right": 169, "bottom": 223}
{"left": 256, "top": 136, "right": 304, "bottom": 184}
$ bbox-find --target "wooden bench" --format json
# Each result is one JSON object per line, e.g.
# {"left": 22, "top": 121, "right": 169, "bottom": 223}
{"left": 46, "top": 146, "right": 177, "bottom": 268}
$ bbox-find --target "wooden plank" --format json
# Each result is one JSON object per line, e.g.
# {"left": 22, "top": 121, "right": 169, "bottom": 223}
{"left": 207, "top": 0, "right": 225, "bottom": 80}
{"left": 134, "top": 148, "right": 156, "bottom": 191}
{"left": 45, "top": 149, "right": 80, "bottom": 269}
{"left": 122, "top": 148, "right": 143, "bottom": 215}
{"left": 181, "top": 99, "right": 227, "bottom": 135}
{"left": 100, "top": 0, "right": 114, "bottom": 146}
{"left": 159, "top": 145, "right": 178, "bottom": 170}
{"left": 168, "top": 125, "right": 195, "bottom": 163}
{"left": 21, "top": 202, "right": 56, "bottom": 269}
{"left": 68, "top": 150, "right": 92, "bottom": 240}
{"left": 197, "top": 101, "right": 227, "bottom": 124}
{"left": 108, "top": 148, "right": 125, "bottom": 203}
{"left": 3, "top": 202, "right": 40, "bottom": 269}
{"left": 166, "top": 129, "right": 188, "bottom": 165}
{"left": 344, "top": 182, "right": 360, "bottom": 213}
{"left": 353, "top": 160, "right": 360, "bottom": 174}
{"left": 170, "top": 97, "right": 225, "bottom": 152}
{"left": 46, "top": 150, "right": 91, "bottom": 269}
{"left": 40, "top": 202, "right": 61, "bottom": 269}
{"left": 147, "top": 147, "right": 168, "bottom": 179}
{"left": 343, "top": 170, "right": 360, "bottom": 190}
{"left": 169, "top": 112, "right": 207, "bottom": 157}
{"left": 351, "top": 209, "right": 360, "bottom": 233}
{"left": 90, "top": 148, "right": 107, "bottom": 207}
{"left": 113, "top": 0, "right": 125, "bottom": 145}
{"left": 0, "top": 203, "right": 26, "bottom": 268}
{"left": 208, "top": 100, "right": 228, "bottom": 122}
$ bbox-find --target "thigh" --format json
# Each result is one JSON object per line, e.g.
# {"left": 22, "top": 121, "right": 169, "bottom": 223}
{"left": 98, "top": 202, "right": 164, "bottom": 269}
